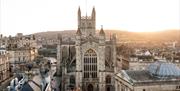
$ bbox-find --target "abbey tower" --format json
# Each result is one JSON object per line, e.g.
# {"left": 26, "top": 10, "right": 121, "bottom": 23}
{"left": 57, "top": 7, "right": 117, "bottom": 91}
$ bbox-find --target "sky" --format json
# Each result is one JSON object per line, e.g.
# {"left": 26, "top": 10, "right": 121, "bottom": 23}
{"left": 0, "top": 0, "right": 180, "bottom": 36}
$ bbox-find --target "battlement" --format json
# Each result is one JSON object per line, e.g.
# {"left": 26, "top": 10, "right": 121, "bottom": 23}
{"left": 81, "top": 16, "right": 92, "bottom": 19}
{"left": 77, "top": 7, "right": 96, "bottom": 36}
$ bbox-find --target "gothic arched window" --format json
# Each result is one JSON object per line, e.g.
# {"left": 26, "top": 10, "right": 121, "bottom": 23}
{"left": 84, "top": 49, "right": 97, "bottom": 78}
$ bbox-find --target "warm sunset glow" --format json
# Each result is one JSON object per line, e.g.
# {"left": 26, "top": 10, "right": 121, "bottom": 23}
{"left": 0, "top": 0, "right": 180, "bottom": 36}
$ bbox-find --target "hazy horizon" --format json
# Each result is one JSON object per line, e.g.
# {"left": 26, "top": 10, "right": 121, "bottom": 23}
{"left": 0, "top": 27, "right": 180, "bottom": 37}
{"left": 0, "top": 0, "right": 180, "bottom": 36}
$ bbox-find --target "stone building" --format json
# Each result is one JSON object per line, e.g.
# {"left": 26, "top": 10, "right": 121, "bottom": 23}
{"left": 129, "top": 50, "right": 154, "bottom": 70}
{"left": 128, "top": 48, "right": 180, "bottom": 70}
{"left": 0, "top": 34, "right": 8, "bottom": 48}
{"left": 114, "top": 60, "right": 180, "bottom": 91}
{"left": 0, "top": 47, "right": 10, "bottom": 83}
{"left": 56, "top": 7, "right": 119, "bottom": 91}
{"left": 7, "top": 33, "right": 38, "bottom": 72}
{"left": 7, "top": 33, "right": 37, "bottom": 49}
{"left": 8, "top": 48, "right": 37, "bottom": 64}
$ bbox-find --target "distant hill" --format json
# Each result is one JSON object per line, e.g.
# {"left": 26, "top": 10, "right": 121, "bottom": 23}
{"left": 136, "top": 30, "right": 180, "bottom": 42}
{"left": 33, "top": 29, "right": 180, "bottom": 42}
{"left": 34, "top": 30, "right": 76, "bottom": 39}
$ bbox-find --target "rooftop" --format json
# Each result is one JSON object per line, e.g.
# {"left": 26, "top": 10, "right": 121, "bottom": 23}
{"left": 117, "top": 61, "right": 180, "bottom": 86}
{"left": 0, "top": 47, "right": 6, "bottom": 50}
{"left": 148, "top": 60, "right": 180, "bottom": 78}
{"left": 119, "top": 70, "right": 180, "bottom": 86}
{"left": 125, "top": 70, "right": 156, "bottom": 82}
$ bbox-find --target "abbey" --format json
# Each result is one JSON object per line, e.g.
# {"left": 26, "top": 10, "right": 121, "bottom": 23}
{"left": 57, "top": 7, "right": 118, "bottom": 91}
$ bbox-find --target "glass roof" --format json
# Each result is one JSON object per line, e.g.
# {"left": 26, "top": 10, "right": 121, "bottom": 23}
{"left": 148, "top": 60, "right": 180, "bottom": 78}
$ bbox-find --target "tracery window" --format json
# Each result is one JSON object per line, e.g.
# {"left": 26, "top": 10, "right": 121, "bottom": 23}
{"left": 84, "top": 49, "right": 97, "bottom": 78}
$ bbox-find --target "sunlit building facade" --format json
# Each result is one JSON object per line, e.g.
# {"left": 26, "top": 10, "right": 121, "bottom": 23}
{"left": 57, "top": 7, "right": 119, "bottom": 91}
{"left": 114, "top": 61, "right": 180, "bottom": 91}
{"left": 0, "top": 48, "right": 10, "bottom": 83}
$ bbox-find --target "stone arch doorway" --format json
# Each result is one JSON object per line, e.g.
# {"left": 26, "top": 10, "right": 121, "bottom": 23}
{"left": 87, "top": 84, "right": 93, "bottom": 91}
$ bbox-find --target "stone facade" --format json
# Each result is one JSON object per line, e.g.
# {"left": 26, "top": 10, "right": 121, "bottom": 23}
{"left": 0, "top": 48, "right": 10, "bottom": 83}
{"left": 7, "top": 33, "right": 37, "bottom": 49}
{"left": 8, "top": 48, "right": 38, "bottom": 64}
{"left": 6, "top": 33, "right": 38, "bottom": 72}
{"left": 114, "top": 61, "right": 180, "bottom": 91}
{"left": 57, "top": 7, "right": 118, "bottom": 91}
{"left": 115, "top": 77, "right": 180, "bottom": 91}
{"left": 0, "top": 34, "right": 8, "bottom": 48}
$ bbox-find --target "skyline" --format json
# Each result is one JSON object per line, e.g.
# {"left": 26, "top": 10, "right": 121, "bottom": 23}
{"left": 0, "top": 0, "right": 180, "bottom": 36}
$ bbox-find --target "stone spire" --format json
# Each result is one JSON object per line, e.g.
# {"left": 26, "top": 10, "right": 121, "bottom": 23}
{"left": 91, "top": 6, "right": 96, "bottom": 20}
{"left": 99, "top": 25, "right": 105, "bottom": 35}
{"left": 76, "top": 27, "right": 82, "bottom": 35}
{"left": 78, "top": 7, "right": 81, "bottom": 20}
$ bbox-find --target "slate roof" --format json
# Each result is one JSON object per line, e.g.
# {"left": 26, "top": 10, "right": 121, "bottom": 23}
{"left": 120, "top": 61, "right": 180, "bottom": 86}
{"left": 20, "top": 83, "right": 34, "bottom": 91}
{"left": 125, "top": 70, "right": 156, "bottom": 81}
{"left": 123, "top": 70, "right": 180, "bottom": 86}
